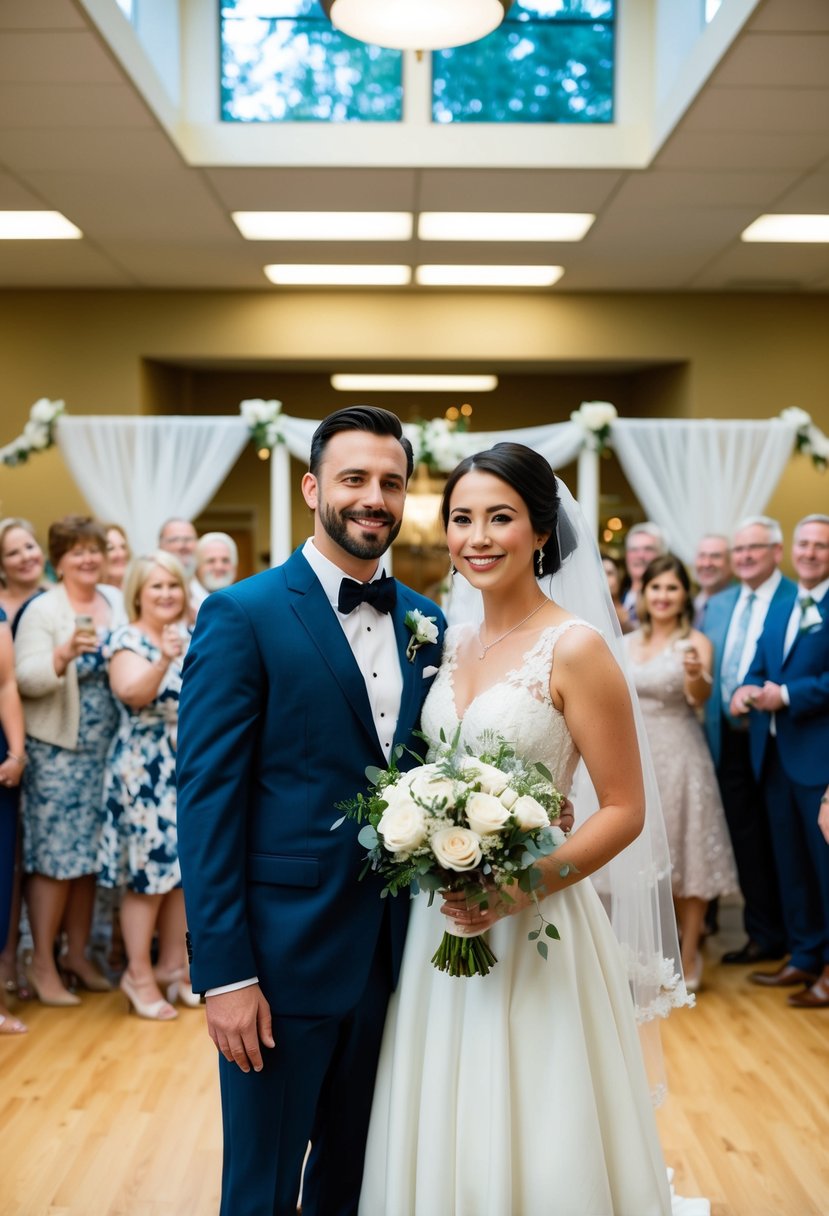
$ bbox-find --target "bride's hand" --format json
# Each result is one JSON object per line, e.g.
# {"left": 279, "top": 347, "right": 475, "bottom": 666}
{"left": 441, "top": 882, "right": 533, "bottom": 930}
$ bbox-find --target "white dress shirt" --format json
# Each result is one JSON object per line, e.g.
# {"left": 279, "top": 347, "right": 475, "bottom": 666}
{"left": 721, "top": 569, "right": 782, "bottom": 694}
{"left": 206, "top": 539, "right": 404, "bottom": 998}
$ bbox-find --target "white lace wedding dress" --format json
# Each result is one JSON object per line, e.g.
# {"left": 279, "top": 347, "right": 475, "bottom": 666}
{"left": 360, "top": 622, "right": 673, "bottom": 1216}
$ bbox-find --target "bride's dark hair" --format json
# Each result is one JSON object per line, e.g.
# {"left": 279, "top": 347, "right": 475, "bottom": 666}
{"left": 440, "top": 442, "right": 577, "bottom": 576}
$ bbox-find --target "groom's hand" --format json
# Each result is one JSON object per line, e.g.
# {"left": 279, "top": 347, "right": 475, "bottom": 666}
{"left": 206, "top": 985, "right": 275, "bottom": 1073}
{"left": 554, "top": 796, "right": 575, "bottom": 835}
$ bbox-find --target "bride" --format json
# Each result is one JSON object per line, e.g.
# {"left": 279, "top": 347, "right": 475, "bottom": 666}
{"left": 359, "top": 443, "right": 688, "bottom": 1216}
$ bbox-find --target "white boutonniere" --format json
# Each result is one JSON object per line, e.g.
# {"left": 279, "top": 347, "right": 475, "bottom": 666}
{"left": 800, "top": 602, "right": 823, "bottom": 632}
{"left": 404, "top": 609, "right": 439, "bottom": 662}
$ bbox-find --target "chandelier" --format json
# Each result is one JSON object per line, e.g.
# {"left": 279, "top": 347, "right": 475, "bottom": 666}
{"left": 320, "top": 0, "right": 514, "bottom": 51}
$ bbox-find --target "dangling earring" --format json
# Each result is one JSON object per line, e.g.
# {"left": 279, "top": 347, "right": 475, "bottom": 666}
{"left": 536, "top": 548, "right": 543, "bottom": 577}
{"left": 450, "top": 563, "right": 457, "bottom": 576}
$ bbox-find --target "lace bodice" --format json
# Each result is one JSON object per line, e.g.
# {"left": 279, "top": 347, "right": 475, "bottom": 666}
{"left": 422, "top": 619, "right": 601, "bottom": 794}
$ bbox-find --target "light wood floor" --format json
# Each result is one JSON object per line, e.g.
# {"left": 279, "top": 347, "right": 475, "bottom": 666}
{"left": 2, "top": 938, "right": 828, "bottom": 1216}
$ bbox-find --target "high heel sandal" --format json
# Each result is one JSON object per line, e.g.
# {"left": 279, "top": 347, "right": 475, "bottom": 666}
{"left": 156, "top": 969, "right": 201, "bottom": 1009}
{"left": 24, "top": 963, "right": 81, "bottom": 1007}
{"left": 120, "top": 973, "right": 177, "bottom": 1021}
{"left": 685, "top": 954, "right": 704, "bottom": 995}
{"left": 0, "top": 1010, "right": 28, "bottom": 1034}
{"left": 61, "top": 964, "right": 113, "bottom": 994}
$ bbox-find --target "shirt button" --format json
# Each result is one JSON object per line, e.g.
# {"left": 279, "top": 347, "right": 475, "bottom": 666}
{"left": 366, "top": 626, "right": 371, "bottom": 632}
{"left": 373, "top": 672, "right": 377, "bottom": 678}
{"left": 380, "top": 712, "right": 385, "bottom": 718}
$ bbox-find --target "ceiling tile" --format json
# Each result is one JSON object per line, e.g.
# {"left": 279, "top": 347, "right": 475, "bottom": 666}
{"left": 681, "top": 87, "right": 829, "bottom": 134}
{"left": 713, "top": 32, "right": 829, "bottom": 88}
{"left": 654, "top": 130, "right": 829, "bottom": 171}
{"left": 688, "top": 241, "right": 829, "bottom": 289}
{"left": 417, "top": 169, "right": 623, "bottom": 212}
{"left": 203, "top": 167, "right": 419, "bottom": 211}
{"left": 0, "top": 1, "right": 86, "bottom": 30}
{"left": 0, "top": 169, "right": 47, "bottom": 208}
{"left": 0, "top": 241, "right": 135, "bottom": 287}
{"left": 0, "top": 31, "right": 124, "bottom": 85}
{"left": 0, "top": 82, "right": 154, "bottom": 129}
{"left": 97, "top": 242, "right": 271, "bottom": 289}
{"left": 608, "top": 168, "right": 800, "bottom": 210}
{"left": 0, "top": 128, "right": 184, "bottom": 174}
{"left": 773, "top": 169, "right": 829, "bottom": 210}
{"left": 750, "top": 0, "right": 829, "bottom": 33}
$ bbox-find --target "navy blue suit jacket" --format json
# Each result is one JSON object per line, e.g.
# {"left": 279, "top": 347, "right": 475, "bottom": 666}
{"left": 743, "top": 588, "right": 829, "bottom": 787}
{"left": 176, "top": 548, "right": 445, "bottom": 1015}
{"left": 702, "top": 576, "right": 795, "bottom": 769}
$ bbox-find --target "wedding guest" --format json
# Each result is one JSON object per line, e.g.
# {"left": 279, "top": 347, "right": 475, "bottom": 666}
{"left": 702, "top": 516, "right": 790, "bottom": 966}
{"left": 0, "top": 607, "right": 27, "bottom": 1035}
{"left": 819, "top": 786, "right": 829, "bottom": 846}
{"left": 602, "top": 554, "right": 633, "bottom": 633}
{"left": 103, "top": 524, "right": 131, "bottom": 591}
{"left": 191, "top": 532, "right": 238, "bottom": 614}
{"left": 693, "top": 533, "right": 733, "bottom": 626}
{"left": 625, "top": 555, "right": 737, "bottom": 990}
{"left": 99, "top": 552, "right": 196, "bottom": 1020}
{"left": 14, "top": 517, "right": 120, "bottom": 1005}
{"left": 621, "top": 523, "right": 667, "bottom": 625}
{"left": 158, "top": 518, "right": 198, "bottom": 580}
{"left": 732, "top": 514, "right": 829, "bottom": 1006}
{"left": 0, "top": 517, "right": 48, "bottom": 634}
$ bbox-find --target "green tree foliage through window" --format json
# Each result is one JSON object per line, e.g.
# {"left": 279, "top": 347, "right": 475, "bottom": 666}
{"left": 433, "top": 0, "right": 614, "bottom": 124}
{"left": 221, "top": 0, "right": 402, "bottom": 122}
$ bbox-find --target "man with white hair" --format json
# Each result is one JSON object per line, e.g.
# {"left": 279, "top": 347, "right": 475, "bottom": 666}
{"left": 159, "top": 517, "right": 198, "bottom": 580}
{"left": 731, "top": 514, "right": 829, "bottom": 1004}
{"left": 621, "top": 522, "right": 667, "bottom": 624}
{"left": 192, "top": 532, "right": 239, "bottom": 614}
{"left": 702, "top": 515, "right": 791, "bottom": 966}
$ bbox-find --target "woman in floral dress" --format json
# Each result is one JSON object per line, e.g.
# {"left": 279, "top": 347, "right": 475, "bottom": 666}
{"left": 99, "top": 551, "right": 193, "bottom": 1020}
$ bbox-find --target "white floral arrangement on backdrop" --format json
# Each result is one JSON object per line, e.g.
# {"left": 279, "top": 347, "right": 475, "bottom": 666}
{"left": 410, "top": 416, "right": 470, "bottom": 473}
{"left": 570, "top": 400, "right": 618, "bottom": 454}
{"left": 240, "top": 398, "right": 284, "bottom": 452}
{"left": 0, "top": 398, "right": 65, "bottom": 467}
{"left": 779, "top": 407, "right": 828, "bottom": 471}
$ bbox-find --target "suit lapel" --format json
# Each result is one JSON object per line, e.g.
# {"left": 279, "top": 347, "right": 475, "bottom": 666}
{"left": 712, "top": 586, "right": 740, "bottom": 683}
{"left": 783, "top": 591, "right": 828, "bottom": 666}
{"left": 284, "top": 550, "right": 384, "bottom": 759}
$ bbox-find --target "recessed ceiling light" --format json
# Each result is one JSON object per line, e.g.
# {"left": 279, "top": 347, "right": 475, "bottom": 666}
{"left": 415, "top": 265, "right": 564, "bottom": 287}
{"left": 234, "top": 211, "right": 413, "bottom": 241}
{"left": 741, "top": 214, "right": 829, "bottom": 243}
{"left": 264, "top": 264, "right": 412, "bottom": 285}
{"left": 331, "top": 374, "right": 498, "bottom": 392}
{"left": 418, "top": 213, "right": 594, "bottom": 242}
{"left": 0, "top": 211, "right": 82, "bottom": 239}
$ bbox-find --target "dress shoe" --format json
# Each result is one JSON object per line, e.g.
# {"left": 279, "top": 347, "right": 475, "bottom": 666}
{"left": 721, "top": 940, "right": 786, "bottom": 966}
{"left": 788, "top": 967, "right": 829, "bottom": 1008}
{"left": 749, "top": 962, "right": 819, "bottom": 988}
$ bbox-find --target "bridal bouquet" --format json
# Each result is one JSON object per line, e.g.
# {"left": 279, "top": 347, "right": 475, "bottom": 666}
{"left": 335, "top": 732, "right": 569, "bottom": 977}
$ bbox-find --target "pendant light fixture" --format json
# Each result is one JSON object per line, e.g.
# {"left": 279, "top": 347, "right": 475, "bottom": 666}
{"left": 320, "top": 0, "right": 514, "bottom": 52}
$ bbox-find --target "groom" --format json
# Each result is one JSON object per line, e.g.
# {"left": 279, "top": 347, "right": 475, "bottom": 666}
{"left": 177, "top": 406, "right": 446, "bottom": 1216}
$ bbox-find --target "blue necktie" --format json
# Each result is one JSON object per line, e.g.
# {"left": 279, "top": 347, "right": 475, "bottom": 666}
{"left": 722, "top": 591, "right": 756, "bottom": 708}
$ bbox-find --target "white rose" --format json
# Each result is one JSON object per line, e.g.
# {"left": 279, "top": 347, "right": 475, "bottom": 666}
{"left": 431, "top": 826, "right": 482, "bottom": 872}
{"left": 780, "top": 406, "right": 812, "bottom": 430}
{"left": 407, "top": 769, "right": 458, "bottom": 808}
{"left": 460, "top": 756, "right": 510, "bottom": 796}
{"left": 499, "top": 786, "right": 519, "bottom": 810}
{"left": 512, "top": 794, "right": 550, "bottom": 831}
{"left": 409, "top": 609, "right": 439, "bottom": 644}
{"left": 578, "top": 401, "right": 617, "bottom": 431}
{"left": 30, "top": 397, "right": 61, "bottom": 424}
{"left": 377, "top": 794, "right": 428, "bottom": 853}
{"left": 466, "top": 791, "right": 511, "bottom": 836}
{"left": 397, "top": 762, "right": 441, "bottom": 789}
{"left": 23, "top": 420, "right": 50, "bottom": 449}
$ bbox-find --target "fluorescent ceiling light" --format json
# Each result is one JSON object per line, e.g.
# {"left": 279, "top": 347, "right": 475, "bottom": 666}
{"left": 0, "top": 211, "right": 82, "bottom": 239}
{"left": 233, "top": 211, "right": 413, "bottom": 241}
{"left": 415, "top": 265, "right": 564, "bottom": 287}
{"left": 418, "top": 213, "right": 594, "bottom": 242}
{"left": 265, "top": 264, "right": 412, "bottom": 286}
{"left": 741, "top": 214, "right": 829, "bottom": 243}
{"left": 331, "top": 374, "right": 498, "bottom": 392}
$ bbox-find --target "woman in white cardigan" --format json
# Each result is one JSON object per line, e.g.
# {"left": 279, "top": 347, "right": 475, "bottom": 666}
{"left": 15, "top": 517, "right": 122, "bottom": 1006}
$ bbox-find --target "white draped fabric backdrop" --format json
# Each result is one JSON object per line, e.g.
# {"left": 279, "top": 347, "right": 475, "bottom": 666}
{"left": 55, "top": 415, "right": 800, "bottom": 565}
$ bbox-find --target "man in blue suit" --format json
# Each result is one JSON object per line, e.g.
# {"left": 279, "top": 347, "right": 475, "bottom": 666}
{"left": 702, "top": 516, "right": 790, "bottom": 965}
{"left": 731, "top": 514, "right": 829, "bottom": 1006}
{"left": 177, "top": 407, "right": 446, "bottom": 1215}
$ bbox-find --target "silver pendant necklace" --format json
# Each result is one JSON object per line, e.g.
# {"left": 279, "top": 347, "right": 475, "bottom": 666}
{"left": 477, "top": 599, "right": 547, "bottom": 660}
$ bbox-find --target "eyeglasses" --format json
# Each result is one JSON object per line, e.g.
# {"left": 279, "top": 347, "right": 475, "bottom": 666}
{"left": 731, "top": 543, "right": 773, "bottom": 555}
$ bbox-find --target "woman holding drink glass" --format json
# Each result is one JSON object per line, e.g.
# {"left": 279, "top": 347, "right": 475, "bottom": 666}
{"left": 14, "top": 517, "right": 121, "bottom": 1005}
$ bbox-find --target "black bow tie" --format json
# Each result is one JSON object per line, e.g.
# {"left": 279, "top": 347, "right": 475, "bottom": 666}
{"left": 338, "top": 574, "right": 397, "bottom": 616}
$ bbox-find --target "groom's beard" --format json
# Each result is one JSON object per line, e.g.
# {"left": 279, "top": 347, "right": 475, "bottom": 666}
{"left": 319, "top": 502, "right": 402, "bottom": 561}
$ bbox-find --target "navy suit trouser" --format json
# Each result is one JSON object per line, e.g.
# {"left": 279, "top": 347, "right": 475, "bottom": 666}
{"left": 218, "top": 911, "right": 393, "bottom": 1216}
{"left": 762, "top": 740, "right": 829, "bottom": 972}
{"left": 716, "top": 719, "right": 786, "bottom": 953}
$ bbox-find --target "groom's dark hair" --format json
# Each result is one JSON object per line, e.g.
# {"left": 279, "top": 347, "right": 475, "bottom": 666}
{"left": 309, "top": 407, "right": 414, "bottom": 480}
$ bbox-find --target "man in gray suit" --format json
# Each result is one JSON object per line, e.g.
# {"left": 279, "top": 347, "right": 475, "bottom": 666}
{"left": 702, "top": 516, "right": 791, "bottom": 965}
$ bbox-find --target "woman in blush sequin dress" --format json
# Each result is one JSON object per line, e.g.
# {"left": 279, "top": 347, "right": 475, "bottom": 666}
{"left": 626, "top": 554, "right": 737, "bottom": 992}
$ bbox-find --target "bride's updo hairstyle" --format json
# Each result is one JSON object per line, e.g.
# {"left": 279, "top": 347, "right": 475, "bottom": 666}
{"left": 441, "top": 442, "right": 577, "bottom": 576}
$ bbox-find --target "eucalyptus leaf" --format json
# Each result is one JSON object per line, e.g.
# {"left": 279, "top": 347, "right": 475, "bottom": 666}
{"left": 534, "top": 761, "right": 553, "bottom": 782}
{"left": 329, "top": 815, "right": 346, "bottom": 831}
{"left": 536, "top": 941, "right": 549, "bottom": 961}
{"left": 545, "top": 924, "right": 560, "bottom": 940}
{"left": 527, "top": 929, "right": 540, "bottom": 941}
{"left": 358, "top": 825, "right": 379, "bottom": 849}
{"left": 365, "top": 765, "right": 384, "bottom": 785}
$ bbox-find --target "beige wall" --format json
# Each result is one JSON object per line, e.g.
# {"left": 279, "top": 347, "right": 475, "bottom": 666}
{"left": 1, "top": 289, "right": 827, "bottom": 572}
